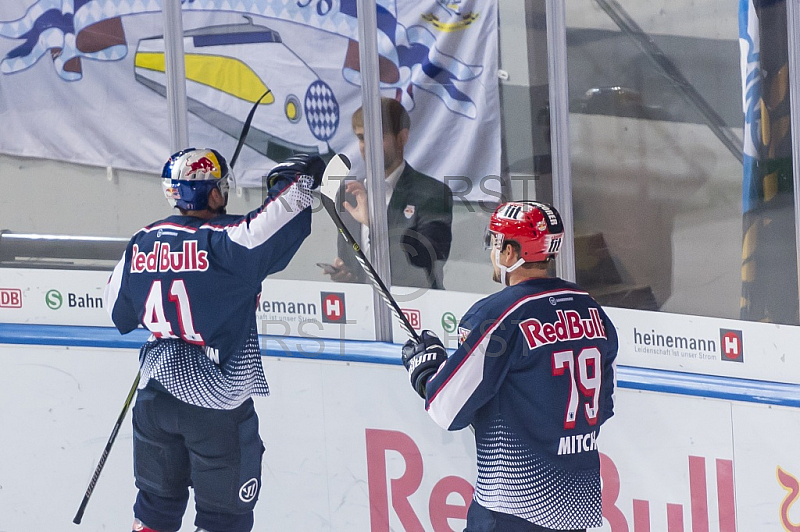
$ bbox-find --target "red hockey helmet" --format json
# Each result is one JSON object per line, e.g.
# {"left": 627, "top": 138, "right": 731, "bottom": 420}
{"left": 485, "top": 201, "right": 565, "bottom": 262}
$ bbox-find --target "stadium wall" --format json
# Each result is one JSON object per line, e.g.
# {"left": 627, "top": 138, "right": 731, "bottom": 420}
{"left": 2, "top": 320, "right": 800, "bottom": 531}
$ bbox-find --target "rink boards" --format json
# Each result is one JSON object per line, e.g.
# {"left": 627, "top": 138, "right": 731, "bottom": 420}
{"left": 2, "top": 267, "right": 800, "bottom": 383}
{"left": 3, "top": 268, "right": 800, "bottom": 530}
{"left": 1, "top": 324, "right": 800, "bottom": 531}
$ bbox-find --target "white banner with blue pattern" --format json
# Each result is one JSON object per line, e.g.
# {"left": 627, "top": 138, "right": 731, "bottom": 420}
{"left": 0, "top": 0, "right": 499, "bottom": 199}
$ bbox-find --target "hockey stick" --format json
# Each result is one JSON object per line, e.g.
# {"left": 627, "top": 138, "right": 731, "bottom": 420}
{"left": 229, "top": 89, "right": 271, "bottom": 169}
{"left": 320, "top": 156, "right": 471, "bottom": 431}
{"left": 73, "top": 371, "right": 140, "bottom": 524}
{"left": 320, "top": 156, "right": 474, "bottom": 431}
{"left": 318, "top": 153, "right": 421, "bottom": 342}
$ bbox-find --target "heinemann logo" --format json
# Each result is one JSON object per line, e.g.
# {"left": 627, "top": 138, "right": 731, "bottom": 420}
{"left": 719, "top": 329, "right": 743, "bottom": 363}
{"left": 632, "top": 327, "right": 717, "bottom": 358}
{"left": 634, "top": 328, "right": 717, "bottom": 350}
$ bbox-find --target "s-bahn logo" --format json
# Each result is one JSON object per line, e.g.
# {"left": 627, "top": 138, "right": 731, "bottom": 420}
{"left": 441, "top": 312, "right": 458, "bottom": 334}
{"left": 321, "top": 292, "right": 346, "bottom": 323}
{"left": 719, "top": 329, "right": 743, "bottom": 363}
{"left": 45, "top": 289, "right": 63, "bottom": 310}
{"left": 45, "top": 289, "right": 102, "bottom": 310}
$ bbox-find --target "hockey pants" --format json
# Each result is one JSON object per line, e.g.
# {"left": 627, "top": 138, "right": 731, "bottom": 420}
{"left": 132, "top": 386, "right": 264, "bottom": 532}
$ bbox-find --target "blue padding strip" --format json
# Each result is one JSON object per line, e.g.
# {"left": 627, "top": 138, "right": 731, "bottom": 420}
{"left": 2, "top": 323, "right": 800, "bottom": 407}
{"left": 260, "top": 335, "right": 403, "bottom": 366}
{"left": 617, "top": 365, "right": 800, "bottom": 407}
{"left": 0, "top": 323, "right": 152, "bottom": 348}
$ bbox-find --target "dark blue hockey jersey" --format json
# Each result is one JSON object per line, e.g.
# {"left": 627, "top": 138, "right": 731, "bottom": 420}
{"left": 104, "top": 174, "right": 315, "bottom": 409}
{"left": 425, "top": 277, "right": 618, "bottom": 529}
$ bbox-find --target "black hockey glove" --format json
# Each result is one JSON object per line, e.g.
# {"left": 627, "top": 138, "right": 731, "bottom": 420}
{"left": 401, "top": 330, "right": 448, "bottom": 399}
{"left": 266, "top": 153, "right": 325, "bottom": 190}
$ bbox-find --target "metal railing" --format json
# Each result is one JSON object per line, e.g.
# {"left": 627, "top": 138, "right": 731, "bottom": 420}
{"left": 0, "top": 231, "right": 127, "bottom": 270}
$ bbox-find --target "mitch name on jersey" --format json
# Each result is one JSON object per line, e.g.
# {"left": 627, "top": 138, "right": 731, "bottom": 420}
{"left": 557, "top": 430, "right": 598, "bottom": 456}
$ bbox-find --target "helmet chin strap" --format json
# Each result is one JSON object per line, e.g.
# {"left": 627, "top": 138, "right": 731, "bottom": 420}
{"left": 494, "top": 248, "right": 526, "bottom": 286}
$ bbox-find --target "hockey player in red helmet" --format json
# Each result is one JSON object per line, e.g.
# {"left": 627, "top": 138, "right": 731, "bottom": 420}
{"left": 402, "top": 200, "right": 618, "bottom": 532}
{"left": 484, "top": 201, "right": 565, "bottom": 285}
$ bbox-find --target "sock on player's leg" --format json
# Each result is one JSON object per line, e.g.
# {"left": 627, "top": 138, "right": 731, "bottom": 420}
{"left": 132, "top": 518, "right": 162, "bottom": 532}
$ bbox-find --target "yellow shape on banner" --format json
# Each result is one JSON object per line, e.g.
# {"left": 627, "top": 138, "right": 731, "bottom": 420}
{"left": 285, "top": 99, "right": 299, "bottom": 121}
{"left": 134, "top": 52, "right": 274, "bottom": 105}
{"left": 421, "top": 11, "right": 480, "bottom": 32}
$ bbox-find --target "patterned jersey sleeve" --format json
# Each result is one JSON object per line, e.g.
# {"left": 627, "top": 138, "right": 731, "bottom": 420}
{"left": 424, "top": 299, "right": 516, "bottom": 431}
{"left": 200, "top": 174, "right": 316, "bottom": 283}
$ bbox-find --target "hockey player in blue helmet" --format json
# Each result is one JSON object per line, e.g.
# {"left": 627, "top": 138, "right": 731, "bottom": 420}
{"left": 161, "top": 147, "right": 232, "bottom": 213}
{"left": 105, "top": 148, "right": 324, "bottom": 532}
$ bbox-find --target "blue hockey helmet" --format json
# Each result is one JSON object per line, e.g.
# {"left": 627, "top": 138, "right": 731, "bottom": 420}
{"left": 161, "top": 148, "right": 233, "bottom": 210}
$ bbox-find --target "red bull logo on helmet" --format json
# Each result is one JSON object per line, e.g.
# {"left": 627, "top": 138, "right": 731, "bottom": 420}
{"left": 164, "top": 185, "right": 180, "bottom": 200}
{"left": 183, "top": 151, "right": 222, "bottom": 180}
{"left": 186, "top": 156, "right": 216, "bottom": 176}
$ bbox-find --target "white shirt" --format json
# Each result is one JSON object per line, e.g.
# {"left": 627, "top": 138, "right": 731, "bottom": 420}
{"left": 361, "top": 161, "right": 406, "bottom": 255}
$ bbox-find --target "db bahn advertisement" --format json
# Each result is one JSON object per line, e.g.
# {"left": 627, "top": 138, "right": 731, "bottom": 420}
{"left": 0, "top": 268, "right": 109, "bottom": 326}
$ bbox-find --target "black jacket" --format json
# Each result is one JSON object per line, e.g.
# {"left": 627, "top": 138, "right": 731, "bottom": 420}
{"left": 337, "top": 163, "right": 453, "bottom": 289}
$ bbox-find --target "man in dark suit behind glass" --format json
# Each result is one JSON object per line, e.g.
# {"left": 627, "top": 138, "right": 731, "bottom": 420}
{"left": 324, "top": 97, "right": 453, "bottom": 289}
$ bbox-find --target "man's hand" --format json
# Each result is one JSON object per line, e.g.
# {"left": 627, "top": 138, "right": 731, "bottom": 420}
{"left": 401, "top": 330, "right": 448, "bottom": 399}
{"left": 266, "top": 154, "right": 326, "bottom": 190}
{"left": 342, "top": 180, "right": 370, "bottom": 227}
{"left": 324, "top": 257, "right": 359, "bottom": 283}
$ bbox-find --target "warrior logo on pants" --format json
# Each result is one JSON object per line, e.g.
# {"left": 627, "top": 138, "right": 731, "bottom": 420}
{"left": 239, "top": 478, "right": 259, "bottom": 502}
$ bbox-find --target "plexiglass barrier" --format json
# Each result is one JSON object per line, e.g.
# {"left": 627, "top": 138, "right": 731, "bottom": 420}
{"left": 0, "top": 0, "right": 798, "bottom": 330}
